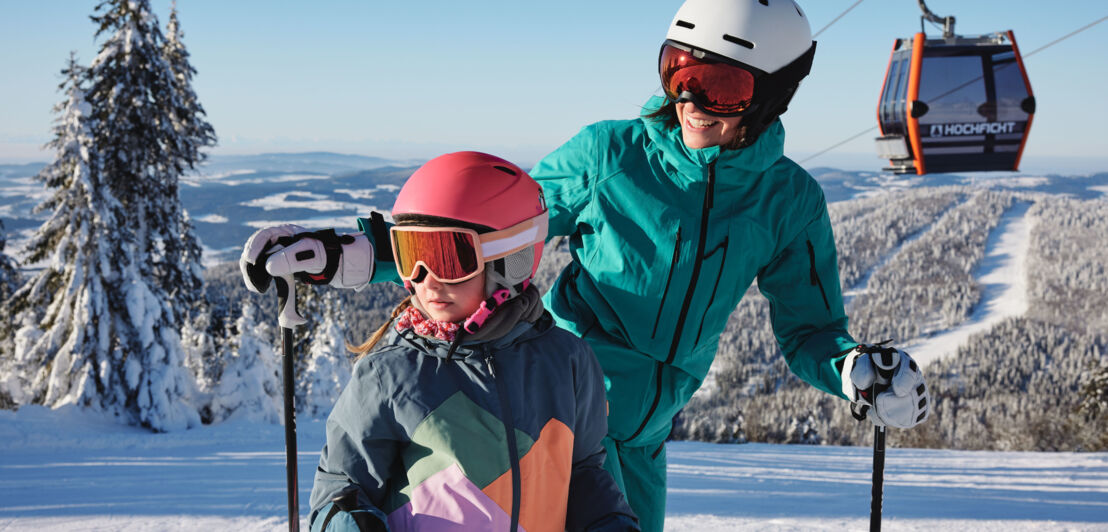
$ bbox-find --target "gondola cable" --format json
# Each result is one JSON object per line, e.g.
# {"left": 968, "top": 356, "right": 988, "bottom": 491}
{"left": 813, "top": 0, "right": 867, "bottom": 38}
{"left": 799, "top": 14, "right": 1108, "bottom": 166}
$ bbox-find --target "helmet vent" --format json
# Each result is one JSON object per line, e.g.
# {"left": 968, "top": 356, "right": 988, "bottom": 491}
{"left": 675, "top": 20, "right": 694, "bottom": 29}
{"left": 492, "top": 165, "right": 518, "bottom": 176}
{"left": 758, "top": 0, "right": 769, "bottom": 6}
{"left": 723, "top": 34, "right": 755, "bottom": 49}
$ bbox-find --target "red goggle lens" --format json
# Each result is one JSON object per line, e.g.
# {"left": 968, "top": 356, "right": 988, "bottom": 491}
{"left": 659, "top": 44, "right": 756, "bottom": 116}
{"left": 391, "top": 227, "right": 482, "bottom": 283}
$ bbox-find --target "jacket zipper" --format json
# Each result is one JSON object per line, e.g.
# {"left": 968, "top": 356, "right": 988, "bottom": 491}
{"left": 806, "top": 240, "right": 831, "bottom": 312}
{"left": 694, "top": 236, "right": 729, "bottom": 345}
{"left": 651, "top": 226, "right": 682, "bottom": 339}
{"left": 486, "top": 352, "right": 521, "bottom": 531}
{"left": 626, "top": 161, "right": 716, "bottom": 443}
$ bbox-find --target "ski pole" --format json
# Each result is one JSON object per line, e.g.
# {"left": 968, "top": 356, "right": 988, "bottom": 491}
{"left": 275, "top": 274, "right": 307, "bottom": 532}
{"left": 871, "top": 424, "right": 886, "bottom": 532}
{"left": 869, "top": 348, "right": 899, "bottom": 532}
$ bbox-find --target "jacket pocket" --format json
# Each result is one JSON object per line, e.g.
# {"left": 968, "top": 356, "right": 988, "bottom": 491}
{"left": 694, "top": 236, "right": 730, "bottom": 346}
{"left": 651, "top": 226, "right": 682, "bottom": 339}
{"left": 806, "top": 239, "right": 831, "bottom": 312}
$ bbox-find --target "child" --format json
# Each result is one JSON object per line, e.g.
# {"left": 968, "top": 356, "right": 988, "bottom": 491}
{"left": 245, "top": 152, "right": 638, "bottom": 532}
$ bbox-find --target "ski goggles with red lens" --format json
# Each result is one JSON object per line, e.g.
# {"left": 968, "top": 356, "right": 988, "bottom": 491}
{"left": 390, "top": 214, "right": 548, "bottom": 284}
{"left": 658, "top": 41, "right": 762, "bottom": 117}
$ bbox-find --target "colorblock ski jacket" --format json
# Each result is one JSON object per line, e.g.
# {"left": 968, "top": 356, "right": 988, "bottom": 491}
{"left": 530, "top": 96, "right": 859, "bottom": 446}
{"left": 308, "top": 310, "right": 637, "bottom": 532}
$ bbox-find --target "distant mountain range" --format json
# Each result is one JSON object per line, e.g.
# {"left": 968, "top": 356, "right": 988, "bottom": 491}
{"left": 1, "top": 152, "right": 1106, "bottom": 265}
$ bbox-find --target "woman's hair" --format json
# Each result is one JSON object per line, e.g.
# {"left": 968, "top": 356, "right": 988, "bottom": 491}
{"left": 644, "top": 100, "right": 750, "bottom": 151}
{"left": 347, "top": 295, "right": 412, "bottom": 360}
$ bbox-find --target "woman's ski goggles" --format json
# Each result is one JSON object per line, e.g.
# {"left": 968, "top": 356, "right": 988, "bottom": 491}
{"left": 390, "top": 214, "right": 548, "bottom": 284}
{"left": 659, "top": 41, "right": 761, "bottom": 117}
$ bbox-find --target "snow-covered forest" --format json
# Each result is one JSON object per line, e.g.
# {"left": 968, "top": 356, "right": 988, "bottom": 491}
{"left": 0, "top": 0, "right": 1106, "bottom": 457}
{"left": 670, "top": 187, "right": 1108, "bottom": 451}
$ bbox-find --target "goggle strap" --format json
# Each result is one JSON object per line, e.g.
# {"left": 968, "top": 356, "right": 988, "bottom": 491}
{"left": 479, "top": 215, "right": 548, "bottom": 261}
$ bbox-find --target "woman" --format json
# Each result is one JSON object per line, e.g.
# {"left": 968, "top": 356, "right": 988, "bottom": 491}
{"left": 527, "top": 1, "right": 930, "bottom": 530}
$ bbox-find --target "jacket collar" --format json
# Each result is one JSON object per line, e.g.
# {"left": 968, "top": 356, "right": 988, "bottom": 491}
{"left": 388, "top": 312, "right": 554, "bottom": 362}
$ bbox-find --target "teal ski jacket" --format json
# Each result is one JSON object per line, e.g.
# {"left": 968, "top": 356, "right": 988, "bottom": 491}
{"left": 530, "top": 96, "right": 858, "bottom": 445}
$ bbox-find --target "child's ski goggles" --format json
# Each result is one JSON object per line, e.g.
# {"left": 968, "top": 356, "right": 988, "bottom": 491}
{"left": 658, "top": 41, "right": 762, "bottom": 117}
{"left": 390, "top": 214, "right": 548, "bottom": 284}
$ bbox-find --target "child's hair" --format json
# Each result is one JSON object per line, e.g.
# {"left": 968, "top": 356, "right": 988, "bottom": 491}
{"left": 347, "top": 295, "right": 413, "bottom": 360}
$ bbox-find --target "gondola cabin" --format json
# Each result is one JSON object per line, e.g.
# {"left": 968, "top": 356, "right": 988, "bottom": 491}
{"left": 875, "top": 31, "right": 1035, "bottom": 175}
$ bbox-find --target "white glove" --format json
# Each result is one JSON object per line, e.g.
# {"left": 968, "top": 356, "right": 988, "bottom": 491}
{"left": 841, "top": 344, "right": 930, "bottom": 429}
{"left": 239, "top": 224, "right": 375, "bottom": 293}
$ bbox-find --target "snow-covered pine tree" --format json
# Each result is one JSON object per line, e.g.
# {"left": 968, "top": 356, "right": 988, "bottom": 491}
{"left": 87, "top": 0, "right": 213, "bottom": 308}
{"left": 208, "top": 302, "right": 282, "bottom": 424}
{"left": 1080, "top": 350, "right": 1107, "bottom": 421}
{"left": 160, "top": 0, "right": 216, "bottom": 309}
{"left": 3, "top": 55, "right": 128, "bottom": 410}
{"left": 0, "top": 218, "right": 22, "bottom": 408}
{"left": 180, "top": 302, "right": 221, "bottom": 419}
{"left": 45, "top": 0, "right": 217, "bottom": 430}
{"left": 0, "top": 219, "right": 18, "bottom": 305}
{"left": 298, "top": 288, "right": 353, "bottom": 418}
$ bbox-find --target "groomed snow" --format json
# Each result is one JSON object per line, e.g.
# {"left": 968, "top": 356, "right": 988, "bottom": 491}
{"left": 903, "top": 201, "right": 1034, "bottom": 366}
{"left": 1, "top": 405, "right": 1105, "bottom": 531}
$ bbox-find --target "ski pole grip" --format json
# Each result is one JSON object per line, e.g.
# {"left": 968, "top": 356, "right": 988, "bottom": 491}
{"left": 874, "top": 348, "right": 899, "bottom": 381}
{"left": 275, "top": 275, "right": 306, "bottom": 328}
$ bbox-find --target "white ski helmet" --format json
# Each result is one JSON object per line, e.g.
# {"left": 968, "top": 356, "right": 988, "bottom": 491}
{"left": 662, "top": 0, "right": 817, "bottom": 146}
{"left": 665, "top": 0, "right": 814, "bottom": 74}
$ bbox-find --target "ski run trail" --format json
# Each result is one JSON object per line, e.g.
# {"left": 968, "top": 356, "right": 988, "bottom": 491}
{"left": 901, "top": 200, "right": 1034, "bottom": 367}
{"left": 697, "top": 196, "right": 1034, "bottom": 397}
{"left": 1, "top": 405, "right": 1106, "bottom": 531}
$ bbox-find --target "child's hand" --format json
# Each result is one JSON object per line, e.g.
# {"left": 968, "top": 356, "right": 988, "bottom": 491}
{"left": 240, "top": 225, "right": 375, "bottom": 293}
{"left": 240, "top": 224, "right": 309, "bottom": 293}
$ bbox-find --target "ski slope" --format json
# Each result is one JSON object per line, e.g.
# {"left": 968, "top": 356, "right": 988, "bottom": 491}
{"left": 902, "top": 201, "right": 1034, "bottom": 366}
{"left": 1, "top": 405, "right": 1106, "bottom": 531}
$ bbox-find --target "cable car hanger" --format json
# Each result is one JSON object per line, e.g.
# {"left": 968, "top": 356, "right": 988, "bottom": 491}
{"left": 917, "top": 0, "right": 955, "bottom": 40}
{"left": 874, "top": 1, "right": 1035, "bottom": 175}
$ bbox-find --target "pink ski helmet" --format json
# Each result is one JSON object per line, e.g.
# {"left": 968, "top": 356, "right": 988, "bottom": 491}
{"left": 391, "top": 152, "right": 548, "bottom": 331}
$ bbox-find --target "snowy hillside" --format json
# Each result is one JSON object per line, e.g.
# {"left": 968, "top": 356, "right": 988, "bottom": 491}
{"left": 3, "top": 157, "right": 1108, "bottom": 529}
{"left": 2, "top": 158, "right": 1107, "bottom": 265}
{"left": 1, "top": 405, "right": 1106, "bottom": 532}
{"left": 674, "top": 185, "right": 1108, "bottom": 451}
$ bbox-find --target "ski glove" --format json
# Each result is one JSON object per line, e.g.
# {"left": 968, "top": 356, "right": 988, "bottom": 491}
{"left": 311, "top": 486, "right": 387, "bottom": 532}
{"left": 841, "top": 344, "right": 931, "bottom": 429}
{"left": 240, "top": 224, "right": 375, "bottom": 293}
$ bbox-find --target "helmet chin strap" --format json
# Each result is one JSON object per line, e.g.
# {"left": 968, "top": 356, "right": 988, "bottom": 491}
{"left": 463, "top": 264, "right": 531, "bottom": 334}
{"left": 464, "top": 279, "right": 530, "bottom": 334}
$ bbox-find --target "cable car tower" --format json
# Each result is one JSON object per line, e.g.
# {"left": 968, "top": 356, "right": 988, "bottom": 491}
{"left": 875, "top": 1, "right": 1035, "bottom": 175}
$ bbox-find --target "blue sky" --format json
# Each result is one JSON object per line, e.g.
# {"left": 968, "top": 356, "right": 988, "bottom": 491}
{"left": 1, "top": 1, "right": 1106, "bottom": 173}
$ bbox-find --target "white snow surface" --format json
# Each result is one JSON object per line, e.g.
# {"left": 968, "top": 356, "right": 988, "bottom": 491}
{"left": 902, "top": 201, "right": 1034, "bottom": 367}
{"left": 1, "top": 405, "right": 1106, "bottom": 531}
